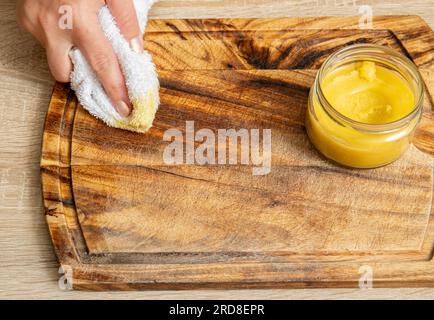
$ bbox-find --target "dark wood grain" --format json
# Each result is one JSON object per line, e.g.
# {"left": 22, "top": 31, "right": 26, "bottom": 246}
{"left": 41, "top": 16, "right": 434, "bottom": 290}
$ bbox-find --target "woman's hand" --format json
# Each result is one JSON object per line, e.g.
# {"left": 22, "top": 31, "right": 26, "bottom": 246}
{"left": 16, "top": 0, "right": 143, "bottom": 117}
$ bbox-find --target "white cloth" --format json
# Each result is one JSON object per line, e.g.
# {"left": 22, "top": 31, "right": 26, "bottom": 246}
{"left": 69, "top": 0, "right": 159, "bottom": 133}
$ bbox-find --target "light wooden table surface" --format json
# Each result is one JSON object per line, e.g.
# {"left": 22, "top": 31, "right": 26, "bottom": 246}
{"left": 1, "top": 0, "right": 433, "bottom": 300}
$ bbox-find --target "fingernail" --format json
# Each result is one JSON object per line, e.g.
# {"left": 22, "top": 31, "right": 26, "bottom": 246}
{"left": 130, "top": 36, "right": 143, "bottom": 54}
{"left": 115, "top": 101, "right": 131, "bottom": 117}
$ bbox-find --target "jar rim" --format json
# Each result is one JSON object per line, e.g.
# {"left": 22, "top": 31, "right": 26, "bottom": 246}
{"left": 316, "top": 44, "right": 424, "bottom": 133}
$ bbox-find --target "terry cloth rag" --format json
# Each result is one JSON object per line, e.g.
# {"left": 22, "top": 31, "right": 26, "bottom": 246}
{"left": 69, "top": 0, "right": 159, "bottom": 133}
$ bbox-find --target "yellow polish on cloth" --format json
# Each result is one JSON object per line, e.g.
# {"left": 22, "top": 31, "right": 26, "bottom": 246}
{"left": 69, "top": 0, "right": 159, "bottom": 133}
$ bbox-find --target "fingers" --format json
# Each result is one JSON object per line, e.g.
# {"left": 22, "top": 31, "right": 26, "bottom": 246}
{"left": 46, "top": 41, "right": 73, "bottom": 83}
{"left": 74, "top": 6, "right": 131, "bottom": 117}
{"left": 106, "top": 0, "right": 143, "bottom": 53}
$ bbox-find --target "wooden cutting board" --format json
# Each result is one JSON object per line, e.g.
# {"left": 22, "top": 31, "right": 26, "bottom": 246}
{"left": 41, "top": 16, "right": 434, "bottom": 290}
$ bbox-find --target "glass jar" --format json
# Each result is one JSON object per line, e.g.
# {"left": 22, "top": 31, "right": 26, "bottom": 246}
{"left": 306, "top": 44, "right": 424, "bottom": 168}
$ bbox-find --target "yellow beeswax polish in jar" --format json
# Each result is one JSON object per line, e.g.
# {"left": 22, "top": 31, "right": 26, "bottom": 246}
{"left": 306, "top": 44, "right": 424, "bottom": 168}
